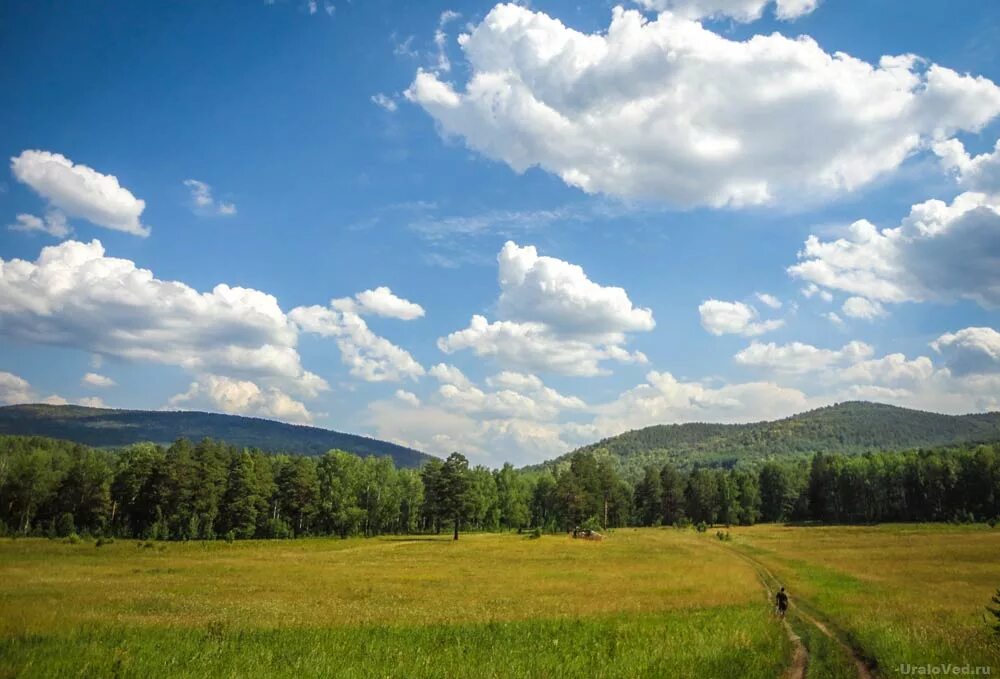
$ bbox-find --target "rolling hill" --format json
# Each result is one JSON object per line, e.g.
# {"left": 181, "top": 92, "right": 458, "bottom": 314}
{"left": 542, "top": 401, "right": 1000, "bottom": 478}
{"left": 0, "top": 404, "right": 432, "bottom": 468}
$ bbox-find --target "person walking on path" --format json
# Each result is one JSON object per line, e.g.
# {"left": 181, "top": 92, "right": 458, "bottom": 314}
{"left": 776, "top": 587, "right": 789, "bottom": 618}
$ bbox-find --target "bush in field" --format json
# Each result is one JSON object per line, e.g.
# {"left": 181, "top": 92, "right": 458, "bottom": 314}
{"left": 528, "top": 527, "right": 542, "bottom": 539}
{"left": 987, "top": 517, "right": 998, "bottom": 529}
{"left": 56, "top": 513, "right": 76, "bottom": 538}
{"left": 715, "top": 530, "right": 731, "bottom": 541}
{"left": 988, "top": 587, "right": 1000, "bottom": 638}
{"left": 580, "top": 516, "right": 602, "bottom": 532}
{"left": 224, "top": 530, "right": 236, "bottom": 543}
{"left": 95, "top": 537, "right": 114, "bottom": 547}
{"left": 696, "top": 521, "right": 708, "bottom": 533}
{"left": 264, "top": 517, "right": 292, "bottom": 539}
{"left": 62, "top": 533, "right": 82, "bottom": 544}
{"left": 674, "top": 517, "right": 692, "bottom": 529}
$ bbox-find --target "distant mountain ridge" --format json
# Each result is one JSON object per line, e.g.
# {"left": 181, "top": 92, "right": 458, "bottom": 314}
{"left": 0, "top": 404, "right": 432, "bottom": 468}
{"left": 540, "top": 401, "right": 1000, "bottom": 478}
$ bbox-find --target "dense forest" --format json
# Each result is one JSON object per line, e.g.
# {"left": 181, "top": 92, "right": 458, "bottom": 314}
{"left": 1, "top": 434, "right": 998, "bottom": 540}
{"left": 550, "top": 401, "right": 1000, "bottom": 479}
{"left": 0, "top": 405, "right": 430, "bottom": 467}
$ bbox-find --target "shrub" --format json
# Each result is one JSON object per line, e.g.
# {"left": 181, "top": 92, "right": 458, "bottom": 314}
{"left": 987, "top": 517, "right": 998, "bottom": 529}
{"left": 56, "top": 513, "right": 76, "bottom": 538}
{"left": 580, "top": 516, "right": 602, "bottom": 532}
{"left": 528, "top": 527, "right": 542, "bottom": 539}
{"left": 673, "top": 518, "right": 692, "bottom": 529}
{"left": 715, "top": 530, "right": 731, "bottom": 542}
{"left": 62, "top": 533, "right": 82, "bottom": 545}
{"left": 95, "top": 537, "right": 114, "bottom": 548}
{"left": 264, "top": 517, "right": 292, "bottom": 539}
{"left": 696, "top": 521, "right": 708, "bottom": 533}
{"left": 224, "top": 530, "right": 236, "bottom": 544}
{"left": 987, "top": 587, "right": 1000, "bottom": 637}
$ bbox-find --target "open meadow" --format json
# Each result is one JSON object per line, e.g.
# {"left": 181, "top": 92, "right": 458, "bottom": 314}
{"left": 733, "top": 524, "right": 1000, "bottom": 677}
{"left": 1, "top": 526, "right": 998, "bottom": 678}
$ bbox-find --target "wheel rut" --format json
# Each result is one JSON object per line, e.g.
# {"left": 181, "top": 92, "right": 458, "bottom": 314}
{"left": 716, "top": 541, "right": 877, "bottom": 679}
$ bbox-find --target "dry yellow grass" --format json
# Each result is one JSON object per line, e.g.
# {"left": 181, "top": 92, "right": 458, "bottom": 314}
{"left": 0, "top": 530, "right": 791, "bottom": 679}
{"left": 0, "top": 529, "right": 760, "bottom": 634}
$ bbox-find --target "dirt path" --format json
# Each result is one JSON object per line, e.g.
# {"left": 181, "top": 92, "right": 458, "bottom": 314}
{"left": 726, "top": 543, "right": 808, "bottom": 679}
{"left": 723, "top": 543, "right": 877, "bottom": 679}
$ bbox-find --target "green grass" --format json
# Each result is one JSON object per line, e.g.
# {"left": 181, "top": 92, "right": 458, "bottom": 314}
{"left": 0, "top": 530, "right": 788, "bottom": 678}
{"left": 1, "top": 606, "right": 786, "bottom": 679}
{"left": 734, "top": 524, "right": 1000, "bottom": 675}
{"left": 3, "top": 525, "right": 998, "bottom": 677}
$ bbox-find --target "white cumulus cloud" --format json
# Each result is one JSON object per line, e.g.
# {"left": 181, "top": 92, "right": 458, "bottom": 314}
{"left": 11, "top": 150, "right": 150, "bottom": 236}
{"left": 755, "top": 292, "right": 782, "bottom": 309}
{"left": 332, "top": 286, "right": 425, "bottom": 320}
{"left": 841, "top": 296, "right": 887, "bottom": 320}
{"left": 290, "top": 304, "right": 425, "bottom": 382}
{"left": 933, "top": 138, "right": 1000, "bottom": 193}
{"left": 395, "top": 389, "right": 421, "bottom": 406}
{"left": 931, "top": 327, "right": 1000, "bottom": 376}
{"left": 699, "top": 299, "right": 784, "bottom": 336}
{"left": 429, "top": 363, "right": 474, "bottom": 389}
{"left": 439, "top": 315, "right": 648, "bottom": 377}
{"left": 589, "top": 371, "right": 810, "bottom": 439}
{"left": 789, "top": 190, "right": 1000, "bottom": 308}
{"left": 0, "top": 372, "right": 35, "bottom": 405}
{"left": 81, "top": 372, "right": 115, "bottom": 388}
{"left": 735, "top": 339, "right": 873, "bottom": 373}
{"left": 0, "top": 239, "right": 326, "bottom": 398}
{"left": 497, "top": 241, "right": 654, "bottom": 337}
{"left": 439, "top": 241, "right": 652, "bottom": 376}
{"left": 634, "top": 0, "right": 818, "bottom": 22}
{"left": 0, "top": 371, "right": 67, "bottom": 406}
{"left": 169, "top": 374, "right": 312, "bottom": 424}
{"left": 407, "top": 4, "right": 1000, "bottom": 207}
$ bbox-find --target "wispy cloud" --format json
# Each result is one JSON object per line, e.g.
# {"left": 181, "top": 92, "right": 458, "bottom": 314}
{"left": 183, "top": 179, "right": 237, "bottom": 217}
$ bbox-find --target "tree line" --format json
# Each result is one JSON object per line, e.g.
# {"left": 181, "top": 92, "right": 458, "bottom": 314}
{"left": 0, "top": 435, "right": 997, "bottom": 540}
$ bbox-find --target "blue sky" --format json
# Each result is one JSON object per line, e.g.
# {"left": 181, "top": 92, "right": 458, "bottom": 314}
{"left": 1, "top": 0, "right": 999, "bottom": 466}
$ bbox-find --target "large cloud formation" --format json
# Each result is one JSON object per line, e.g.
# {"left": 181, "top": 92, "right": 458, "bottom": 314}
{"left": 407, "top": 4, "right": 1000, "bottom": 207}
{"left": 789, "top": 190, "right": 1000, "bottom": 308}
{"left": 0, "top": 239, "right": 325, "bottom": 421}
{"left": 11, "top": 150, "right": 150, "bottom": 236}
{"left": 439, "top": 241, "right": 652, "bottom": 376}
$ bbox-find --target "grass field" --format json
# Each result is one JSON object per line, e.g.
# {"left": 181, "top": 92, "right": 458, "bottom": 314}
{"left": 733, "top": 524, "right": 1000, "bottom": 676}
{"left": 0, "top": 526, "right": 997, "bottom": 678}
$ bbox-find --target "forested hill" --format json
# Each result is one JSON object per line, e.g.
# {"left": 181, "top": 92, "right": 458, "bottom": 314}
{"left": 0, "top": 404, "right": 431, "bottom": 468}
{"left": 545, "top": 402, "right": 1000, "bottom": 478}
